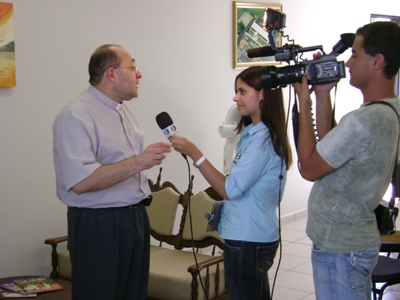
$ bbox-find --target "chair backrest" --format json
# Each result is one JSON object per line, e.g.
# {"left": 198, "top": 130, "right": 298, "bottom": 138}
{"left": 147, "top": 168, "right": 194, "bottom": 250}
{"left": 181, "top": 186, "right": 224, "bottom": 251}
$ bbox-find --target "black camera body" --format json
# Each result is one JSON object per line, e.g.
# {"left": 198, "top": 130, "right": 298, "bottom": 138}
{"left": 261, "top": 53, "right": 347, "bottom": 89}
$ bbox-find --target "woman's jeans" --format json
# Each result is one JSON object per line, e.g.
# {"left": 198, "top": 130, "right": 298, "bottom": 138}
{"left": 311, "top": 243, "right": 380, "bottom": 300}
{"left": 224, "top": 239, "right": 279, "bottom": 300}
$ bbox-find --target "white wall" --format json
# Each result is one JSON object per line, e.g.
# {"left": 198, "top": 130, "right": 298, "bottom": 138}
{"left": 0, "top": 0, "right": 398, "bottom": 277}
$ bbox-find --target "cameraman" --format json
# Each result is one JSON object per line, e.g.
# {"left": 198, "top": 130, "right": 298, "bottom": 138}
{"left": 293, "top": 21, "right": 400, "bottom": 299}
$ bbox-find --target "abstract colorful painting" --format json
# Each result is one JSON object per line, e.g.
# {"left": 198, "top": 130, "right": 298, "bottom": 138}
{"left": 0, "top": 2, "right": 15, "bottom": 87}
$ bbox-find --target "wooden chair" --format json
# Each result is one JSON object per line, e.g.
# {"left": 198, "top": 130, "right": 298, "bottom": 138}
{"left": 146, "top": 168, "right": 227, "bottom": 300}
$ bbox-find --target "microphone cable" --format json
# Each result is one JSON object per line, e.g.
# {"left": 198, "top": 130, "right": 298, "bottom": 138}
{"left": 155, "top": 111, "right": 208, "bottom": 298}
{"left": 270, "top": 86, "right": 292, "bottom": 299}
{"left": 182, "top": 155, "right": 209, "bottom": 300}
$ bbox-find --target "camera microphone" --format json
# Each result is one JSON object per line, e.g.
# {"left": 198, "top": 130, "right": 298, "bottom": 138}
{"left": 155, "top": 112, "right": 187, "bottom": 159}
{"left": 247, "top": 46, "right": 276, "bottom": 58}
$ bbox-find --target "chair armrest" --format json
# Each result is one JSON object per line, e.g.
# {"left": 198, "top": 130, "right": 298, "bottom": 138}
{"left": 187, "top": 256, "right": 224, "bottom": 300}
{"left": 44, "top": 235, "right": 68, "bottom": 278}
{"left": 45, "top": 235, "right": 68, "bottom": 245}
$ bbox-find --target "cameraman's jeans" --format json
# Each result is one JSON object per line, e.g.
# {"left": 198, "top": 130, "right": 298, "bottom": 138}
{"left": 311, "top": 243, "right": 380, "bottom": 300}
{"left": 224, "top": 239, "right": 279, "bottom": 300}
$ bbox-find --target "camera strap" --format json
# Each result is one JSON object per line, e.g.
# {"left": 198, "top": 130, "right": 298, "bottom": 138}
{"left": 366, "top": 100, "right": 400, "bottom": 206}
{"left": 331, "top": 85, "right": 338, "bottom": 130}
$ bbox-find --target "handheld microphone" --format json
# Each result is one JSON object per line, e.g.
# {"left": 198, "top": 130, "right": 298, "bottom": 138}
{"left": 155, "top": 112, "right": 187, "bottom": 159}
{"left": 156, "top": 111, "right": 178, "bottom": 138}
{"left": 247, "top": 46, "right": 276, "bottom": 58}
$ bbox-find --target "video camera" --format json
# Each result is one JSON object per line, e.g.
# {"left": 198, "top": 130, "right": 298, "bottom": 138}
{"left": 247, "top": 9, "right": 355, "bottom": 89}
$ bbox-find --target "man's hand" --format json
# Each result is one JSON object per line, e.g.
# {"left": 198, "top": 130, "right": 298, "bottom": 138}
{"left": 72, "top": 142, "right": 171, "bottom": 194}
{"left": 309, "top": 52, "right": 339, "bottom": 95}
{"left": 137, "top": 142, "right": 171, "bottom": 170}
{"left": 293, "top": 74, "right": 312, "bottom": 107}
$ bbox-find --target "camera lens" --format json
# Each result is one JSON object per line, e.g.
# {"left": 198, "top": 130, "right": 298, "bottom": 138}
{"left": 261, "top": 65, "right": 306, "bottom": 89}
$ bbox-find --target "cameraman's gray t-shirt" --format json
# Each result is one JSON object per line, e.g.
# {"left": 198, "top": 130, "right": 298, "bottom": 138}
{"left": 306, "top": 97, "right": 400, "bottom": 253}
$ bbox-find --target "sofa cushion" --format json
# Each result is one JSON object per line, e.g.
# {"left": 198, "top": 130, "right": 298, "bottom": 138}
{"left": 58, "top": 250, "right": 71, "bottom": 279}
{"left": 148, "top": 246, "right": 225, "bottom": 300}
{"left": 57, "top": 246, "right": 226, "bottom": 300}
{"left": 56, "top": 247, "right": 172, "bottom": 281}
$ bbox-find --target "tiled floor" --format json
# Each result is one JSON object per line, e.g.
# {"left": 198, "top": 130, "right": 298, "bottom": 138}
{"left": 270, "top": 215, "right": 400, "bottom": 300}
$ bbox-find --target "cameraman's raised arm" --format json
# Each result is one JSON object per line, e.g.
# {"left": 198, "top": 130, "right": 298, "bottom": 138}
{"left": 293, "top": 75, "right": 336, "bottom": 181}
{"left": 311, "top": 52, "right": 338, "bottom": 140}
{"left": 314, "top": 81, "right": 338, "bottom": 140}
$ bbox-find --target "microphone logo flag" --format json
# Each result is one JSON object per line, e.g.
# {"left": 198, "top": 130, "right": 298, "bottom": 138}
{"left": 163, "top": 125, "right": 177, "bottom": 138}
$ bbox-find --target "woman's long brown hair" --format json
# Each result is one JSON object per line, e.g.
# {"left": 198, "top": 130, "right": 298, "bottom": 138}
{"left": 235, "top": 66, "right": 292, "bottom": 170}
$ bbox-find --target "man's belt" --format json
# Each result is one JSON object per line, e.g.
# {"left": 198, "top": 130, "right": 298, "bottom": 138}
{"left": 127, "top": 195, "right": 153, "bottom": 208}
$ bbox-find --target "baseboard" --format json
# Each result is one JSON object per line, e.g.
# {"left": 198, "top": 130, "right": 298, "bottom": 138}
{"left": 280, "top": 209, "right": 308, "bottom": 225}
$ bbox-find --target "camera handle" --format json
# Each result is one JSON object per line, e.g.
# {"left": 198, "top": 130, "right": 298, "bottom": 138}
{"left": 268, "top": 30, "right": 278, "bottom": 51}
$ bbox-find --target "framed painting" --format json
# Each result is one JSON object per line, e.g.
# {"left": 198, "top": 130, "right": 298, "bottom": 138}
{"left": 233, "top": 1, "right": 283, "bottom": 69}
{"left": 0, "top": 2, "right": 16, "bottom": 87}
